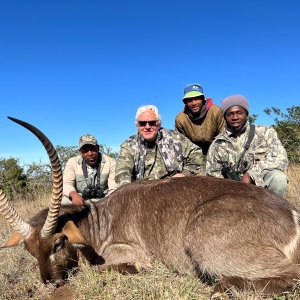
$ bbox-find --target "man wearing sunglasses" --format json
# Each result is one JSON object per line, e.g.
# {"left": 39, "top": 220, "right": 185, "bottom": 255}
{"left": 175, "top": 83, "right": 225, "bottom": 155}
{"left": 115, "top": 105, "right": 204, "bottom": 187}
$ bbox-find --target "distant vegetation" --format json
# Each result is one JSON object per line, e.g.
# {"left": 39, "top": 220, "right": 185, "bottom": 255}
{"left": 264, "top": 105, "right": 300, "bottom": 163}
{"left": 0, "top": 144, "right": 118, "bottom": 200}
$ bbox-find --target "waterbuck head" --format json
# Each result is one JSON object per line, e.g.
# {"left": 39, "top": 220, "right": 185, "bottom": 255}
{"left": 0, "top": 117, "right": 87, "bottom": 286}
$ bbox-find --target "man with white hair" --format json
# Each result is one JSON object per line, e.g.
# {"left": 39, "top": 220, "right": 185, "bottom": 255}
{"left": 115, "top": 105, "right": 204, "bottom": 187}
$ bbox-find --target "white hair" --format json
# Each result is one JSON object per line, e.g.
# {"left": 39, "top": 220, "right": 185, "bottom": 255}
{"left": 135, "top": 105, "right": 162, "bottom": 123}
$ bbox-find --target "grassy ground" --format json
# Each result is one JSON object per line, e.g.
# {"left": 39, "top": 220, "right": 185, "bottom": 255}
{"left": 1, "top": 166, "right": 300, "bottom": 300}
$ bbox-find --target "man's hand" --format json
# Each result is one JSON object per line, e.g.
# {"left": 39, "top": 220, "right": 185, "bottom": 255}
{"left": 69, "top": 191, "right": 85, "bottom": 206}
{"left": 241, "top": 172, "right": 254, "bottom": 184}
{"left": 172, "top": 173, "right": 186, "bottom": 178}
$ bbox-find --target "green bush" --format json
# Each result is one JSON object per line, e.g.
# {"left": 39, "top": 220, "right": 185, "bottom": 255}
{"left": 0, "top": 158, "right": 27, "bottom": 199}
{"left": 264, "top": 106, "right": 300, "bottom": 163}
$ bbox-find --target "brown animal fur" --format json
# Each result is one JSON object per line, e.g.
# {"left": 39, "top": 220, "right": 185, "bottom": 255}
{"left": 4, "top": 176, "right": 300, "bottom": 295}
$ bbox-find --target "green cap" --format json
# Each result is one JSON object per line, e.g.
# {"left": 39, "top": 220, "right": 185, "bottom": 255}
{"left": 183, "top": 83, "right": 204, "bottom": 100}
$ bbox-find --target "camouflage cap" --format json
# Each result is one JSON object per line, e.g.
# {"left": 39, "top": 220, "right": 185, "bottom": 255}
{"left": 78, "top": 134, "right": 98, "bottom": 150}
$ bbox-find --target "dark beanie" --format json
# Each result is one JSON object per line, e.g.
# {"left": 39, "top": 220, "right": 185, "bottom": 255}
{"left": 221, "top": 94, "right": 249, "bottom": 114}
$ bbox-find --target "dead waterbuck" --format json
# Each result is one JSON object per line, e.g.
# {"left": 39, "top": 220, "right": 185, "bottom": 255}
{"left": 1, "top": 117, "right": 300, "bottom": 296}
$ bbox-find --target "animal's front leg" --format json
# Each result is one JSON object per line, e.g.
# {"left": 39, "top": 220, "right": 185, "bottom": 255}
{"left": 98, "top": 262, "right": 141, "bottom": 274}
{"left": 98, "top": 243, "right": 152, "bottom": 275}
{"left": 80, "top": 245, "right": 105, "bottom": 265}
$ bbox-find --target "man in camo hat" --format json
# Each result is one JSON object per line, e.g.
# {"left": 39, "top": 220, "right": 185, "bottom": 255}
{"left": 115, "top": 105, "right": 204, "bottom": 187}
{"left": 63, "top": 134, "right": 117, "bottom": 205}
{"left": 206, "top": 94, "right": 288, "bottom": 196}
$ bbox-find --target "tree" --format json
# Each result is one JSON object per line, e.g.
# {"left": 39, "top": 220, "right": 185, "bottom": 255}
{"left": 0, "top": 158, "right": 27, "bottom": 199}
{"left": 25, "top": 161, "right": 52, "bottom": 196}
{"left": 248, "top": 114, "right": 258, "bottom": 124}
{"left": 55, "top": 145, "right": 78, "bottom": 170}
{"left": 264, "top": 106, "right": 300, "bottom": 163}
{"left": 99, "top": 144, "right": 119, "bottom": 160}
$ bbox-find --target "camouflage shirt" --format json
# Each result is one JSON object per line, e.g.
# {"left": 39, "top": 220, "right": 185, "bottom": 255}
{"left": 116, "top": 128, "right": 204, "bottom": 187}
{"left": 206, "top": 122, "right": 288, "bottom": 186}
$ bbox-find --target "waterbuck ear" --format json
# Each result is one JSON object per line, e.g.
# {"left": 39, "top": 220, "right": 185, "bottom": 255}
{"left": 62, "top": 220, "right": 88, "bottom": 246}
{"left": 0, "top": 232, "right": 24, "bottom": 249}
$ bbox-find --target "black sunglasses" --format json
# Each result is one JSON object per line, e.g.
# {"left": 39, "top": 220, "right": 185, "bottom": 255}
{"left": 138, "top": 120, "right": 158, "bottom": 127}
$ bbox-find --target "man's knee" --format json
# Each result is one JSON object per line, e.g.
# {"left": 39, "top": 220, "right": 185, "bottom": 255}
{"left": 263, "top": 170, "right": 288, "bottom": 197}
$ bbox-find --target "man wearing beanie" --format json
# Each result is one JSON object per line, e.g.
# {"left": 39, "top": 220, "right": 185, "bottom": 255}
{"left": 206, "top": 94, "right": 288, "bottom": 196}
{"left": 175, "top": 83, "right": 225, "bottom": 155}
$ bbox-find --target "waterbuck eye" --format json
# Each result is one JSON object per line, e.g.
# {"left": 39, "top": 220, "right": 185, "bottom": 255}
{"left": 51, "top": 236, "right": 68, "bottom": 254}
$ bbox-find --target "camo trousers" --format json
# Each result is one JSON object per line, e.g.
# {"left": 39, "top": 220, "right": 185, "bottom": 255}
{"left": 263, "top": 169, "right": 288, "bottom": 197}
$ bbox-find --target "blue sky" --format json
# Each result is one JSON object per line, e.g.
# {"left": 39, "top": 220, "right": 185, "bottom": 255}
{"left": 0, "top": 0, "right": 299, "bottom": 165}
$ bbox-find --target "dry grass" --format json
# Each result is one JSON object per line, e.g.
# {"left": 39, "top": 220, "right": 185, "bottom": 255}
{"left": 286, "top": 165, "right": 300, "bottom": 207}
{"left": 1, "top": 167, "right": 300, "bottom": 300}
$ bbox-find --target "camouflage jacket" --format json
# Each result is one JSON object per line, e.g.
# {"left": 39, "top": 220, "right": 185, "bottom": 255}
{"left": 116, "top": 128, "right": 204, "bottom": 187}
{"left": 206, "top": 122, "right": 288, "bottom": 186}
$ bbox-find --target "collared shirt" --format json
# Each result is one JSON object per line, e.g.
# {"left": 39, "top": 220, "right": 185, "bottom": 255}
{"left": 63, "top": 153, "right": 117, "bottom": 198}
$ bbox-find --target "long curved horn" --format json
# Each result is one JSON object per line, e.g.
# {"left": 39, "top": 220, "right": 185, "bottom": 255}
{"left": 7, "top": 117, "right": 63, "bottom": 238}
{"left": 0, "top": 188, "right": 32, "bottom": 239}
